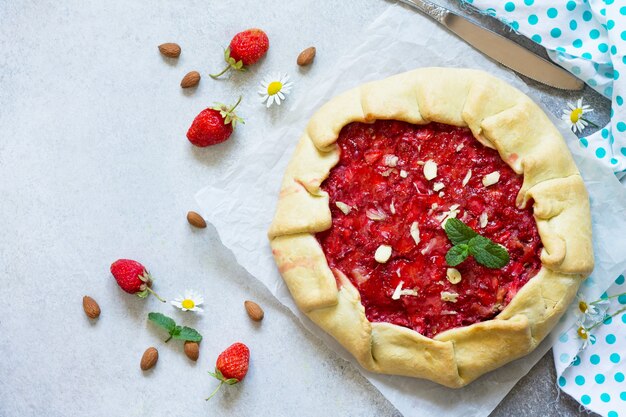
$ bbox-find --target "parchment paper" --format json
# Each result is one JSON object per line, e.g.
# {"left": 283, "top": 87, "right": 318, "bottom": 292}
{"left": 195, "top": 4, "right": 626, "bottom": 416}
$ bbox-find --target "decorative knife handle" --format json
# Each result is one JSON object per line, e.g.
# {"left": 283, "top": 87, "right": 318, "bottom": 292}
{"left": 397, "top": 0, "right": 450, "bottom": 24}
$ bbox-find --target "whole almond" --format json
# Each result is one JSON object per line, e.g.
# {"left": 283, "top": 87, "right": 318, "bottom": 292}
{"left": 184, "top": 341, "right": 200, "bottom": 361}
{"left": 140, "top": 347, "right": 158, "bottom": 371}
{"left": 244, "top": 300, "right": 264, "bottom": 322}
{"left": 297, "top": 47, "right": 316, "bottom": 66}
{"left": 187, "top": 211, "right": 207, "bottom": 228}
{"left": 180, "top": 71, "right": 201, "bottom": 88}
{"left": 82, "top": 296, "right": 101, "bottom": 319}
{"left": 158, "top": 43, "right": 181, "bottom": 58}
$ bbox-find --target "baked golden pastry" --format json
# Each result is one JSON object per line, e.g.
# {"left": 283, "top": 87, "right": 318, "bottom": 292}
{"left": 268, "top": 68, "right": 593, "bottom": 387}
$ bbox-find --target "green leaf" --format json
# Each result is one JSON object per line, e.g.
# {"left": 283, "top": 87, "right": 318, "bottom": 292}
{"left": 468, "top": 236, "right": 510, "bottom": 269}
{"left": 148, "top": 312, "right": 176, "bottom": 332}
{"left": 223, "top": 378, "right": 239, "bottom": 385}
{"left": 444, "top": 218, "right": 478, "bottom": 246}
{"left": 445, "top": 244, "right": 469, "bottom": 266}
{"left": 174, "top": 326, "right": 203, "bottom": 342}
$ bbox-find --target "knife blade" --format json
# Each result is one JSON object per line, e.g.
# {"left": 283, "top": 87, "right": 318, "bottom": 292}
{"left": 398, "top": 0, "right": 584, "bottom": 91}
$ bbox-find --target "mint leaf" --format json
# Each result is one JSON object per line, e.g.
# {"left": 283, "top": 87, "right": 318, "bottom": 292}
{"left": 175, "top": 326, "right": 203, "bottom": 342}
{"left": 468, "top": 235, "right": 510, "bottom": 269}
{"left": 445, "top": 244, "right": 470, "bottom": 266}
{"left": 148, "top": 312, "right": 176, "bottom": 332}
{"left": 444, "top": 218, "right": 478, "bottom": 245}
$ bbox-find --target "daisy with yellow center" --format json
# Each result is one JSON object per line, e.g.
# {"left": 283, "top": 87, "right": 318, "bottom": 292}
{"left": 575, "top": 295, "right": 608, "bottom": 328}
{"left": 259, "top": 73, "right": 293, "bottom": 108}
{"left": 561, "top": 98, "right": 596, "bottom": 133}
{"left": 171, "top": 290, "right": 204, "bottom": 313}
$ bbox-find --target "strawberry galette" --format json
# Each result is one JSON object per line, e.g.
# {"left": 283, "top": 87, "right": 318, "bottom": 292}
{"left": 268, "top": 68, "right": 593, "bottom": 387}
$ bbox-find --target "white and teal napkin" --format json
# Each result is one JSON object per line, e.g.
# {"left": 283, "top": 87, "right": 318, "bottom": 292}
{"left": 461, "top": 0, "right": 626, "bottom": 176}
{"left": 553, "top": 274, "right": 626, "bottom": 417}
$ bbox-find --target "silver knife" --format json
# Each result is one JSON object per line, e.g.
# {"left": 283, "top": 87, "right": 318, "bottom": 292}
{"left": 398, "top": 0, "right": 584, "bottom": 90}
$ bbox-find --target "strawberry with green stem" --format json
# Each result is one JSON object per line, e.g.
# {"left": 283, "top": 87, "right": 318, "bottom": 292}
{"left": 206, "top": 342, "right": 250, "bottom": 400}
{"left": 186, "top": 96, "right": 244, "bottom": 147}
{"left": 210, "top": 29, "right": 269, "bottom": 79}
{"left": 110, "top": 259, "right": 165, "bottom": 302}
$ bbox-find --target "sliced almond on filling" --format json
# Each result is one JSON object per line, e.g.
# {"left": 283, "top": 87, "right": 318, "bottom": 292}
{"left": 374, "top": 245, "right": 392, "bottom": 263}
{"left": 335, "top": 201, "right": 352, "bottom": 214}
{"left": 433, "top": 182, "right": 445, "bottom": 192}
{"left": 482, "top": 171, "right": 500, "bottom": 187}
{"left": 441, "top": 291, "right": 459, "bottom": 303}
{"left": 391, "top": 281, "right": 418, "bottom": 299}
{"left": 366, "top": 207, "right": 387, "bottom": 221}
{"left": 410, "top": 222, "right": 420, "bottom": 245}
{"left": 479, "top": 212, "right": 488, "bottom": 228}
{"left": 446, "top": 268, "right": 462, "bottom": 284}
{"left": 384, "top": 154, "right": 399, "bottom": 167}
{"left": 423, "top": 160, "right": 437, "bottom": 181}
{"left": 462, "top": 169, "right": 472, "bottom": 187}
{"left": 391, "top": 281, "right": 404, "bottom": 300}
{"left": 399, "top": 170, "right": 408, "bottom": 178}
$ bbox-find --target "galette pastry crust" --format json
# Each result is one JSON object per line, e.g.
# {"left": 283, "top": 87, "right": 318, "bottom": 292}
{"left": 268, "top": 68, "right": 593, "bottom": 388}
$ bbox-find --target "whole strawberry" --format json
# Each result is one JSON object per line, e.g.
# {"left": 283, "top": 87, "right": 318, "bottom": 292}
{"left": 110, "top": 259, "right": 165, "bottom": 302}
{"left": 206, "top": 342, "right": 250, "bottom": 400}
{"left": 187, "top": 96, "right": 244, "bottom": 147}
{"left": 210, "top": 29, "right": 269, "bottom": 79}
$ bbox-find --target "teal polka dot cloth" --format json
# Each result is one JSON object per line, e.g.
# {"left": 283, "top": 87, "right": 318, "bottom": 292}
{"left": 461, "top": 0, "right": 626, "bottom": 174}
{"left": 554, "top": 275, "right": 626, "bottom": 416}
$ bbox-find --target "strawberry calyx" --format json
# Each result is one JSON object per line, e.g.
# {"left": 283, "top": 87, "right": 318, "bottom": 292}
{"left": 206, "top": 368, "right": 239, "bottom": 401}
{"left": 136, "top": 271, "right": 166, "bottom": 303}
{"left": 210, "top": 47, "right": 245, "bottom": 79}
{"left": 210, "top": 96, "right": 244, "bottom": 128}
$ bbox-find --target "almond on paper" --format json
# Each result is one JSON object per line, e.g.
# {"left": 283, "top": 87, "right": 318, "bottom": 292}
{"left": 187, "top": 211, "right": 207, "bottom": 228}
{"left": 140, "top": 347, "right": 159, "bottom": 371}
{"left": 244, "top": 300, "right": 265, "bottom": 321}
{"left": 82, "top": 296, "right": 101, "bottom": 319}
{"left": 184, "top": 341, "right": 200, "bottom": 361}
{"left": 297, "top": 47, "right": 316, "bottom": 66}
{"left": 180, "top": 71, "right": 201, "bottom": 88}
{"left": 158, "top": 43, "right": 181, "bottom": 58}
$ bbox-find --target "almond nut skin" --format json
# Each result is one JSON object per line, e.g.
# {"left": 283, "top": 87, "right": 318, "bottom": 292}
{"left": 140, "top": 347, "right": 159, "bottom": 371}
{"left": 184, "top": 341, "right": 200, "bottom": 361}
{"left": 297, "top": 47, "right": 316, "bottom": 66}
{"left": 180, "top": 71, "right": 201, "bottom": 88}
{"left": 82, "top": 296, "right": 101, "bottom": 319}
{"left": 158, "top": 43, "right": 181, "bottom": 58}
{"left": 244, "top": 300, "right": 264, "bottom": 321}
{"left": 186, "top": 211, "right": 207, "bottom": 228}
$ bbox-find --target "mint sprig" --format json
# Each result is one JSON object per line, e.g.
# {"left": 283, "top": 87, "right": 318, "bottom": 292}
{"left": 148, "top": 312, "right": 203, "bottom": 343}
{"left": 444, "top": 219, "right": 509, "bottom": 269}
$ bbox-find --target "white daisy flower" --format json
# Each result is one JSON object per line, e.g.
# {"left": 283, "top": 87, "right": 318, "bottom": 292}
{"left": 575, "top": 294, "right": 609, "bottom": 328}
{"left": 258, "top": 73, "right": 293, "bottom": 108}
{"left": 561, "top": 98, "right": 595, "bottom": 133}
{"left": 171, "top": 290, "right": 204, "bottom": 312}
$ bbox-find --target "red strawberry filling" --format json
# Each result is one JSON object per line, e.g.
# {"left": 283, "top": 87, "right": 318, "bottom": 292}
{"left": 316, "top": 121, "right": 542, "bottom": 338}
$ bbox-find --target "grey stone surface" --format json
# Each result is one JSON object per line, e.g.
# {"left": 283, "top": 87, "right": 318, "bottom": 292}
{"left": 0, "top": 1, "right": 608, "bottom": 416}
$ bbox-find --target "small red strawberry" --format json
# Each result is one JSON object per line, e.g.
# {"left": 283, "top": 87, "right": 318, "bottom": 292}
{"left": 210, "top": 29, "right": 269, "bottom": 79}
{"left": 186, "top": 96, "right": 244, "bottom": 147}
{"left": 206, "top": 342, "right": 250, "bottom": 400}
{"left": 110, "top": 259, "right": 165, "bottom": 302}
